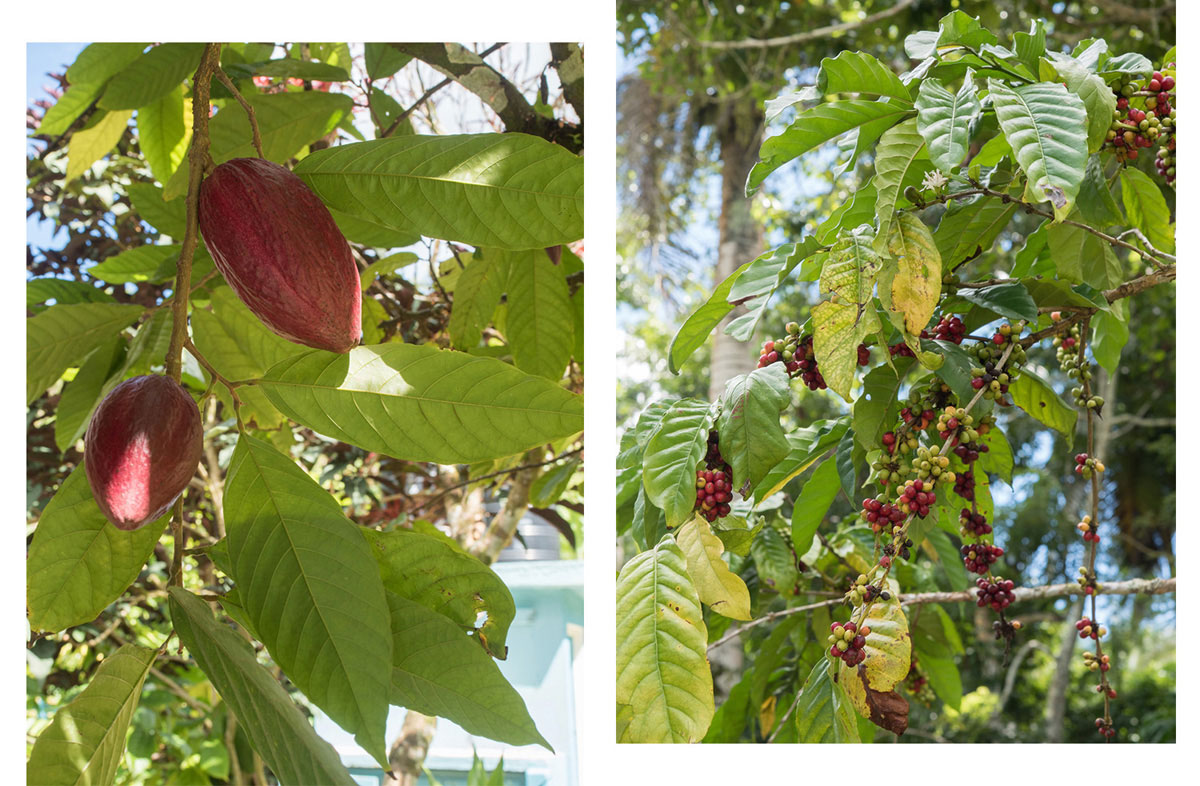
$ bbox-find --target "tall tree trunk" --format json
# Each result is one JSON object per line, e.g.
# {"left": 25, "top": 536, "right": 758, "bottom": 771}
{"left": 708, "top": 96, "right": 764, "bottom": 403}
{"left": 383, "top": 711, "right": 437, "bottom": 786}
{"left": 707, "top": 96, "right": 763, "bottom": 701}
{"left": 1045, "top": 595, "right": 1084, "bottom": 741}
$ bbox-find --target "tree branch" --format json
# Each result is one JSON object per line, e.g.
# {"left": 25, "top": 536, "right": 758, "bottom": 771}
{"left": 692, "top": 0, "right": 919, "bottom": 50}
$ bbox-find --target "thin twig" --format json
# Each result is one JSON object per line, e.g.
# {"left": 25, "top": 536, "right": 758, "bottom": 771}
{"left": 214, "top": 68, "right": 264, "bottom": 158}
{"left": 404, "top": 446, "right": 583, "bottom": 515}
{"left": 692, "top": 0, "right": 919, "bottom": 50}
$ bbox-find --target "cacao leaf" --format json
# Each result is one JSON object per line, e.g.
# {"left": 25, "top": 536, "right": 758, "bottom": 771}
{"left": 294, "top": 133, "right": 583, "bottom": 249}
{"left": 258, "top": 343, "right": 583, "bottom": 464}
{"left": 26, "top": 302, "right": 144, "bottom": 405}
{"left": 26, "top": 644, "right": 156, "bottom": 785}
{"left": 27, "top": 464, "right": 165, "bottom": 632}
{"left": 168, "top": 588, "right": 357, "bottom": 786}
{"left": 223, "top": 434, "right": 393, "bottom": 768}
{"left": 363, "top": 524, "right": 515, "bottom": 657}
{"left": 99, "top": 43, "right": 206, "bottom": 110}
{"left": 64, "top": 109, "right": 133, "bottom": 184}
{"left": 504, "top": 249, "right": 574, "bottom": 379}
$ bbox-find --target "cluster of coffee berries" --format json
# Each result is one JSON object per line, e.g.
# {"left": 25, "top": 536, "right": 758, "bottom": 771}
{"left": 861, "top": 497, "right": 905, "bottom": 534}
{"left": 975, "top": 576, "right": 1015, "bottom": 610}
{"left": 1095, "top": 718, "right": 1117, "bottom": 739}
{"left": 969, "top": 323, "right": 1027, "bottom": 402}
{"left": 952, "top": 440, "right": 989, "bottom": 464}
{"left": 960, "top": 508, "right": 991, "bottom": 537}
{"left": 882, "top": 534, "right": 914, "bottom": 565}
{"left": 1075, "top": 616, "right": 1108, "bottom": 641}
{"left": 694, "top": 431, "right": 734, "bottom": 522}
{"left": 908, "top": 444, "right": 955, "bottom": 484}
{"left": 953, "top": 469, "right": 975, "bottom": 500}
{"left": 827, "top": 620, "right": 870, "bottom": 666}
{"left": 992, "top": 617, "right": 1022, "bottom": 641}
{"left": 1077, "top": 565, "right": 1101, "bottom": 595}
{"left": 756, "top": 323, "right": 832, "bottom": 390}
{"left": 1074, "top": 452, "right": 1106, "bottom": 479}
{"left": 935, "top": 406, "right": 978, "bottom": 444}
{"left": 904, "top": 655, "right": 936, "bottom": 705}
{"left": 1082, "top": 650, "right": 1112, "bottom": 674}
{"left": 1053, "top": 320, "right": 1082, "bottom": 368}
{"left": 962, "top": 542, "right": 1004, "bottom": 574}
{"left": 889, "top": 342, "right": 916, "bottom": 359}
{"left": 1077, "top": 514, "right": 1100, "bottom": 543}
{"left": 857, "top": 343, "right": 871, "bottom": 366}
{"left": 1104, "top": 66, "right": 1176, "bottom": 177}
{"left": 845, "top": 573, "right": 889, "bottom": 605}
{"left": 897, "top": 478, "right": 936, "bottom": 518}
{"left": 923, "top": 314, "right": 966, "bottom": 344}
{"left": 899, "top": 406, "right": 935, "bottom": 432}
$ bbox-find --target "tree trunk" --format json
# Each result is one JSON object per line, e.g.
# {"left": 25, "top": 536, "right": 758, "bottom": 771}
{"left": 707, "top": 96, "right": 764, "bottom": 701}
{"left": 708, "top": 96, "right": 764, "bottom": 403}
{"left": 1045, "top": 595, "right": 1085, "bottom": 742}
{"left": 383, "top": 711, "right": 437, "bottom": 786}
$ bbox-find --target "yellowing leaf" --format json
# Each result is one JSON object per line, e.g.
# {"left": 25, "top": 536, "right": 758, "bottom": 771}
{"left": 676, "top": 516, "right": 751, "bottom": 620}
{"left": 65, "top": 109, "right": 133, "bottom": 184}
{"left": 887, "top": 212, "right": 942, "bottom": 335}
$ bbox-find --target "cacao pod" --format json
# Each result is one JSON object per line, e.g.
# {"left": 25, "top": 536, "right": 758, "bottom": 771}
{"left": 199, "top": 157, "right": 362, "bottom": 352}
{"left": 84, "top": 375, "right": 203, "bottom": 531}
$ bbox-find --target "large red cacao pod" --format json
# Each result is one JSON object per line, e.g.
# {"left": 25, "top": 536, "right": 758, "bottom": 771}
{"left": 84, "top": 375, "right": 204, "bottom": 531}
{"left": 198, "top": 157, "right": 362, "bottom": 352}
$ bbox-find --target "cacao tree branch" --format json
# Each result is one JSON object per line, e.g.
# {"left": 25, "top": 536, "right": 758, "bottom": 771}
{"left": 708, "top": 577, "right": 1175, "bottom": 654}
{"left": 404, "top": 446, "right": 582, "bottom": 514}
{"left": 549, "top": 42, "right": 584, "bottom": 124}
{"left": 214, "top": 67, "right": 264, "bottom": 158}
{"left": 378, "top": 42, "right": 506, "bottom": 140}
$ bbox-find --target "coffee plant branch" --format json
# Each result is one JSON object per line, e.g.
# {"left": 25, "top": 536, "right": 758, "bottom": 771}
{"left": 691, "top": 0, "right": 919, "bottom": 50}
{"left": 708, "top": 577, "right": 1176, "bottom": 654}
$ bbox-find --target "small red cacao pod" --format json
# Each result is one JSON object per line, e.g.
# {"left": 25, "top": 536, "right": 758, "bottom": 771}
{"left": 199, "top": 158, "right": 362, "bottom": 352}
{"left": 84, "top": 375, "right": 203, "bottom": 530}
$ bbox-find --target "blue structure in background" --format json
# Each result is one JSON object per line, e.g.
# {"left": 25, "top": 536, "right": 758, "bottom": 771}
{"left": 315, "top": 559, "right": 583, "bottom": 786}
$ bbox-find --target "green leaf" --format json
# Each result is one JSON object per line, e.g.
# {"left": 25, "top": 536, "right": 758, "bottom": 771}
{"left": 26, "top": 644, "right": 156, "bottom": 785}
{"left": 934, "top": 196, "right": 1018, "bottom": 268}
{"left": 873, "top": 119, "right": 927, "bottom": 250}
{"left": 920, "top": 653, "right": 963, "bottom": 711}
{"left": 616, "top": 538, "right": 714, "bottom": 743}
{"left": 914, "top": 76, "right": 981, "bottom": 170}
{"left": 65, "top": 109, "right": 133, "bottom": 184}
{"left": 294, "top": 134, "right": 583, "bottom": 249}
{"left": 818, "top": 51, "right": 911, "bottom": 102}
{"left": 164, "top": 91, "right": 354, "bottom": 200}
{"left": 1099, "top": 52, "right": 1153, "bottom": 77}
{"left": 91, "top": 244, "right": 179, "bottom": 284}
{"left": 248, "top": 59, "right": 350, "bottom": 81}
{"left": 385, "top": 591, "right": 551, "bottom": 750}
{"left": 676, "top": 516, "right": 751, "bottom": 620}
{"left": 38, "top": 44, "right": 147, "bottom": 136}
{"left": 668, "top": 261, "right": 750, "bottom": 374}
{"left": 504, "top": 249, "right": 574, "bottom": 379}
{"left": 885, "top": 212, "right": 942, "bottom": 335}
{"left": 27, "top": 465, "right": 165, "bottom": 632}
{"left": 794, "top": 659, "right": 861, "bottom": 743}
{"left": 754, "top": 418, "right": 849, "bottom": 501}
{"left": 642, "top": 399, "right": 711, "bottom": 530}
{"left": 725, "top": 239, "right": 822, "bottom": 341}
{"left": 835, "top": 429, "right": 858, "bottom": 502}
{"left": 1009, "top": 369, "right": 1077, "bottom": 438}
{"left": 449, "top": 252, "right": 507, "bottom": 349}
{"left": 529, "top": 457, "right": 579, "bottom": 507}
{"left": 987, "top": 79, "right": 1087, "bottom": 220}
{"left": 99, "top": 43, "right": 206, "bottom": 110}
{"left": 329, "top": 206, "right": 421, "bottom": 249}
{"left": 924, "top": 339, "right": 977, "bottom": 407}
{"left": 359, "top": 252, "right": 418, "bottom": 290}
{"left": 630, "top": 485, "right": 667, "bottom": 553}
{"left": 1047, "top": 215, "right": 1121, "bottom": 289}
{"left": 854, "top": 359, "right": 909, "bottom": 452}
{"left": 363, "top": 524, "right": 514, "bottom": 658}
{"left": 223, "top": 435, "right": 393, "bottom": 767}
{"left": 716, "top": 365, "right": 791, "bottom": 492}
{"left": 126, "top": 182, "right": 187, "bottom": 237}
{"left": 365, "top": 43, "right": 412, "bottom": 80}
{"left": 1092, "top": 302, "right": 1129, "bottom": 374}
{"left": 168, "top": 588, "right": 357, "bottom": 786}
{"left": 1076, "top": 155, "right": 1124, "bottom": 227}
{"left": 1050, "top": 55, "right": 1118, "bottom": 153}
{"left": 1120, "top": 167, "right": 1175, "bottom": 254}
{"left": 259, "top": 343, "right": 583, "bottom": 464}
{"left": 137, "top": 84, "right": 191, "bottom": 185}
{"left": 751, "top": 524, "right": 800, "bottom": 596}
{"left": 748, "top": 100, "right": 912, "bottom": 194}
{"left": 791, "top": 458, "right": 841, "bottom": 555}
{"left": 27, "top": 303, "right": 144, "bottom": 405}
{"left": 27, "top": 278, "right": 114, "bottom": 308}
{"left": 55, "top": 337, "right": 125, "bottom": 452}
{"left": 978, "top": 424, "right": 1015, "bottom": 484}
{"left": 39, "top": 84, "right": 103, "bottom": 137}
{"left": 954, "top": 282, "right": 1038, "bottom": 322}
{"left": 927, "top": 527, "right": 968, "bottom": 591}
